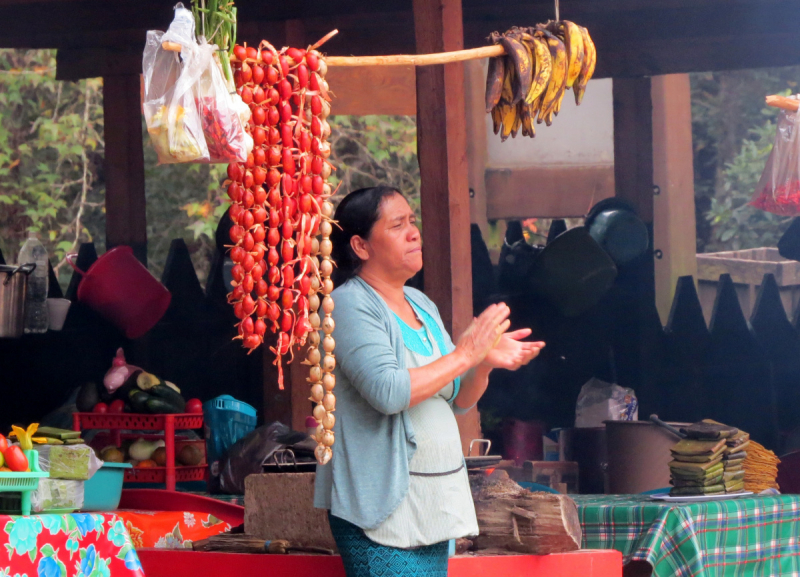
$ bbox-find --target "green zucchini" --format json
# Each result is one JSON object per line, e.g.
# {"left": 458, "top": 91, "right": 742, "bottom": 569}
{"left": 145, "top": 397, "right": 182, "bottom": 414}
{"left": 149, "top": 385, "right": 186, "bottom": 413}
{"left": 128, "top": 389, "right": 152, "bottom": 413}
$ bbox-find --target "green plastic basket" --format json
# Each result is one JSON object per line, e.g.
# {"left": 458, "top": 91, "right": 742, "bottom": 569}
{"left": 0, "top": 450, "right": 49, "bottom": 515}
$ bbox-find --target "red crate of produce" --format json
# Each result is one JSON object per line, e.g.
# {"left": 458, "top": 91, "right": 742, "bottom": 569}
{"left": 74, "top": 412, "right": 205, "bottom": 491}
{"left": 73, "top": 413, "right": 203, "bottom": 431}
{"left": 125, "top": 465, "right": 207, "bottom": 484}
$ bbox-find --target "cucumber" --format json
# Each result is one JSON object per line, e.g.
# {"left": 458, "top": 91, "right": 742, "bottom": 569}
{"left": 128, "top": 389, "right": 152, "bottom": 413}
{"left": 145, "top": 397, "right": 182, "bottom": 414}
{"left": 149, "top": 385, "right": 186, "bottom": 413}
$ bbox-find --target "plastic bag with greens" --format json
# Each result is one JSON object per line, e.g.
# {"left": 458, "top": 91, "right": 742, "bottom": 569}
{"left": 143, "top": 5, "right": 208, "bottom": 164}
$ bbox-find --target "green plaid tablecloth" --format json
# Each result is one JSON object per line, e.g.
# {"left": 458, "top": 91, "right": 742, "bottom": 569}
{"left": 574, "top": 494, "right": 800, "bottom": 577}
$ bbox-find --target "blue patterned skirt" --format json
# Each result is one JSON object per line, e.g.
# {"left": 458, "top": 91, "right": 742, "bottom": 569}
{"left": 328, "top": 514, "right": 449, "bottom": 577}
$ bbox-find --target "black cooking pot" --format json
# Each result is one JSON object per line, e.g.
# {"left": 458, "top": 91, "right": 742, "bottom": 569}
{"left": 585, "top": 198, "right": 649, "bottom": 266}
{"left": 529, "top": 227, "right": 617, "bottom": 317}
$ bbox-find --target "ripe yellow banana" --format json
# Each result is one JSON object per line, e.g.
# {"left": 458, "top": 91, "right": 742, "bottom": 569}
{"left": 560, "top": 21, "right": 585, "bottom": 88}
{"left": 574, "top": 26, "right": 596, "bottom": 105}
{"left": 498, "top": 34, "right": 533, "bottom": 105}
{"left": 501, "top": 58, "right": 515, "bottom": 103}
{"left": 521, "top": 32, "right": 552, "bottom": 105}
{"left": 537, "top": 30, "right": 567, "bottom": 126}
{"left": 519, "top": 101, "right": 536, "bottom": 138}
{"left": 491, "top": 106, "right": 502, "bottom": 135}
{"left": 485, "top": 56, "right": 505, "bottom": 112}
{"left": 498, "top": 101, "right": 518, "bottom": 141}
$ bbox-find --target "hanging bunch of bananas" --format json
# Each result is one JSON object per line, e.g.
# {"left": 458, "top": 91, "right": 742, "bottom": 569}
{"left": 486, "top": 22, "right": 596, "bottom": 141}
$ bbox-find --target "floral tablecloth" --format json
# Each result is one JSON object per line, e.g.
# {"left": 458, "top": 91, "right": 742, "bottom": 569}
{"left": 0, "top": 513, "right": 143, "bottom": 577}
{"left": 114, "top": 511, "right": 230, "bottom": 549}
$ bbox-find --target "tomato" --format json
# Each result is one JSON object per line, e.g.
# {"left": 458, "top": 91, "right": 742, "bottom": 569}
{"left": 0, "top": 434, "right": 9, "bottom": 454}
{"left": 4, "top": 445, "right": 28, "bottom": 472}
{"left": 109, "top": 400, "right": 126, "bottom": 413}
{"left": 186, "top": 399, "right": 203, "bottom": 414}
{"left": 93, "top": 402, "right": 108, "bottom": 414}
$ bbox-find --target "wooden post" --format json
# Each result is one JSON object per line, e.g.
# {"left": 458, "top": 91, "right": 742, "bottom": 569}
{"left": 414, "top": 0, "right": 480, "bottom": 453}
{"left": 613, "top": 78, "right": 654, "bottom": 226}
{"left": 103, "top": 74, "right": 147, "bottom": 264}
{"left": 612, "top": 78, "right": 661, "bottom": 411}
{"left": 464, "top": 59, "right": 489, "bottom": 237}
{"left": 651, "top": 74, "right": 698, "bottom": 325}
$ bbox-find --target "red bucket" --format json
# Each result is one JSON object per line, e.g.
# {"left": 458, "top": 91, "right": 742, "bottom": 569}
{"left": 66, "top": 246, "right": 171, "bottom": 339}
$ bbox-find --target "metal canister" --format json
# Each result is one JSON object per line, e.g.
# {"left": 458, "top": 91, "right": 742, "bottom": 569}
{"left": 0, "top": 263, "right": 36, "bottom": 338}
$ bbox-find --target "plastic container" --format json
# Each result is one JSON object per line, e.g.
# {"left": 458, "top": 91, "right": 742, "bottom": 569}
{"left": 203, "top": 395, "right": 257, "bottom": 468}
{"left": 0, "top": 449, "right": 49, "bottom": 515}
{"left": 18, "top": 231, "right": 49, "bottom": 334}
{"left": 82, "top": 462, "right": 132, "bottom": 511}
{"left": 66, "top": 246, "right": 171, "bottom": 339}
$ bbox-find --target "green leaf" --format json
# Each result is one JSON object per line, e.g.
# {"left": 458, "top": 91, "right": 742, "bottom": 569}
{"left": 40, "top": 543, "right": 55, "bottom": 557}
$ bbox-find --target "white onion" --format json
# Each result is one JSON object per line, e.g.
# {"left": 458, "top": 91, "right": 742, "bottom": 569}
{"left": 322, "top": 296, "right": 335, "bottom": 315}
{"left": 322, "top": 411, "right": 335, "bottom": 430}
{"left": 309, "top": 365, "right": 322, "bottom": 383}
{"left": 320, "top": 239, "right": 333, "bottom": 258}
{"left": 320, "top": 259, "right": 333, "bottom": 277}
{"left": 322, "top": 278, "right": 334, "bottom": 295}
{"left": 309, "top": 293, "right": 320, "bottom": 312}
{"left": 321, "top": 430, "right": 335, "bottom": 447}
{"left": 321, "top": 201, "right": 334, "bottom": 218}
{"left": 313, "top": 403, "right": 327, "bottom": 421}
{"left": 307, "top": 330, "right": 320, "bottom": 346}
{"left": 323, "top": 372, "right": 336, "bottom": 391}
{"left": 320, "top": 221, "right": 333, "bottom": 237}
{"left": 322, "top": 354, "right": 336, "bottom": 372}
{"left": 309, "top": 311, "right": 321, "bottom": 329}
{"left": 310, "top": 383, "right": 324, "bottom": 403}
{"left": 322, "top": 393, "right": 336, "bottom": 411}
{"left": 322, "top": 316, "right": 335, "bottom": 335}
{"left": 306, "top": 346, "right": 321, "bottom": 365}
{"left": 323, "top": 335, "right": 336, "bottom": 353}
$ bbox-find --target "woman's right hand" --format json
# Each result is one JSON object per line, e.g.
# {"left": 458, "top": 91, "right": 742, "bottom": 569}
{"left": 455, "top": 303, "right": 511, "bottom": 368}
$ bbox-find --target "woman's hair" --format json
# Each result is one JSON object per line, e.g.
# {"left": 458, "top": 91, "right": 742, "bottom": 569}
{"left": 330, "top": 186, "right": 401, "bottom": 284}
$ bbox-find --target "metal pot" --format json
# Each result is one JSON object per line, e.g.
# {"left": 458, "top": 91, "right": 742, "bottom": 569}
{"left": 605, "top": 419, "right": 690, "bottom": 494}
{"left": 0, "top": 263, "right": 36, "bottom": 338}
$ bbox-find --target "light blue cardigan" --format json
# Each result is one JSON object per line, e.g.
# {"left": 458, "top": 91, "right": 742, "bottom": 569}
{"left": 313, "top": 276, "right": 470, "bottom": 530}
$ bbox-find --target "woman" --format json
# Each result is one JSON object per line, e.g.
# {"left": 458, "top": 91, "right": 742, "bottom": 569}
{"left": 314, "top": 186, "right": 544, "bottom": 576}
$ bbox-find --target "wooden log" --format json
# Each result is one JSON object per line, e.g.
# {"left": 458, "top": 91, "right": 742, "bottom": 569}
{"left": 469, "top": 470, "right": 581, "bottom": 555}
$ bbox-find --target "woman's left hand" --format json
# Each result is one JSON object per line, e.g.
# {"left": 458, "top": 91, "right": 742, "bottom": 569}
{"left": 480, "top": 329, "right": 544, "bottom": 371}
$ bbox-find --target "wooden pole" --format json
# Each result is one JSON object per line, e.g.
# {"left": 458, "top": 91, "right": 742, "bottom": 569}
{"left": 173, "top": 41, "right": 507, "bottom": 67}
{"left": 103, "top": 74, "right": 147, "bottom": 264}
{"left": 414, "top": 0, "right": 480, "bottom": 454}
{"left": 652, "top": 74, "right": 698, "bottom": 325}
{"left": 612, "top": 77, "right": 662, "bottom": 414}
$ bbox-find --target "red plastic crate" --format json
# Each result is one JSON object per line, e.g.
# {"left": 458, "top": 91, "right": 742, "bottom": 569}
{"left": 73, "top": 413, "right": 203, "bottom": 431}
{"left": 125, "top": 466, "right": 207, "bottom": 484}
{"left": 74, "top": 412, "right": 205, "bottom": 491}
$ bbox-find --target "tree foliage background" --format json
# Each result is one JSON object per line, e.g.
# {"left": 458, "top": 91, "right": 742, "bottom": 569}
{"left": 692, "top": 66, "right": 800, "bottom": 253}
{"left": 0, "top": 49, "right": 419, "bottom": 290}
{"left": 1, "top": 46, "right": 799, "bottom": 287}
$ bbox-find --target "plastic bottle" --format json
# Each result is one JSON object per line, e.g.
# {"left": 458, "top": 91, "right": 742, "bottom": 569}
{"left": 18, "top": 231, "right": 49, "bottom": 333}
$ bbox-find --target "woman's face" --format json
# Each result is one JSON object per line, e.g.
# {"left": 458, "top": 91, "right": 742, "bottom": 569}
{"left": 354, "top": 193, "right": 422, "bottom": 282}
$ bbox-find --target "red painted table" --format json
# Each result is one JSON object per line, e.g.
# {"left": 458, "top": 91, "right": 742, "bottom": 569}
{"left": 0, "top": 512, "right": 144, "bottom": 577}
{"left": 137, "top": 548, "right": 623, "bottom": 577}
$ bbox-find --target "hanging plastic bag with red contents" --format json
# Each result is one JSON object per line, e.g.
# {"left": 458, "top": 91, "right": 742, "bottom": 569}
{"left": 188, "top": 40, "right": 253, "bottom": 163}
{"left": 751, "top": 102, "right": 800, "bottom": 216}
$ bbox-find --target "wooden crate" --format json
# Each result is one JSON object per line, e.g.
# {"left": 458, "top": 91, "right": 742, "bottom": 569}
{"left": 696, "top": 248, "right": 800, "bottom": 325}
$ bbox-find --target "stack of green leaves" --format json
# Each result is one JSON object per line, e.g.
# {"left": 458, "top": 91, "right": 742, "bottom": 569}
{"left": 670, "top": 420, "right": 747, "bottom": 496}
{"left": 669, "top": 438, "right": 727, "bottom": 496}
